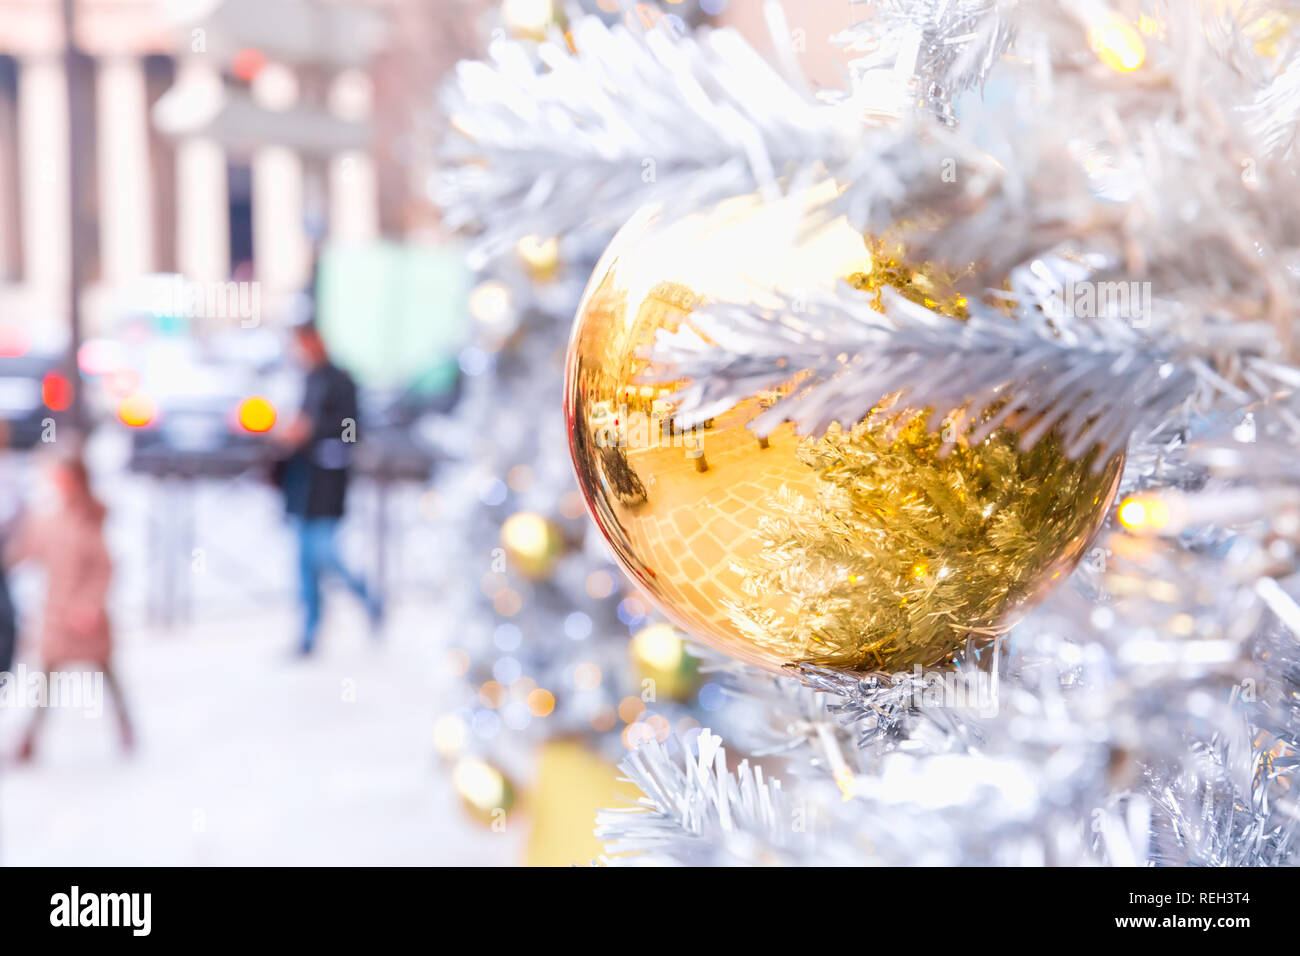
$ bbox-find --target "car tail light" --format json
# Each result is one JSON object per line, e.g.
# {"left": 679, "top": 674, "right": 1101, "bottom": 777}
{"left": 118, "top": 392, "right": 157, "bottom": 428}
{"left": 41, "top": 371, "right": 74, "bottom": 411}
{"left": 237, "top": 396, "right": 277, "bottom": 433}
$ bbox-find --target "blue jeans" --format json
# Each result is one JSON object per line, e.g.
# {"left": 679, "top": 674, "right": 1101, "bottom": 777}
{"left": 296, "top": 518, "right": 376, "bottom": 653}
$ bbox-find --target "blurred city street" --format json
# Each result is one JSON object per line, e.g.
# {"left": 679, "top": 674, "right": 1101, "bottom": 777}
{"left": 0, "top": 578, "right": 519, "bottom": 867}
{"left": 0, "top": 441, "right": 519, "bottom": 866}
{"left": 0, "top": 0, "right": 746, "bottom": 872}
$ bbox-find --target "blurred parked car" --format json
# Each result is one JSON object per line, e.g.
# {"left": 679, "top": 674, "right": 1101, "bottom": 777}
{"left": 105, "top": 325, "right": 299, "bottom": 478}
{"left": 0, "top": 355, "right": 69, "bottom": 449}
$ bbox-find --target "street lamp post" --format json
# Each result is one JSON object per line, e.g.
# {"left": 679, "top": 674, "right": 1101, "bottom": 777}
{"left": 61, "top": 0, "right": 88, "bottom": 434}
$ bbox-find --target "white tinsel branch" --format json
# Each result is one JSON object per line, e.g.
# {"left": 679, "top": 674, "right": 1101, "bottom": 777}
{"left": 435, "top": 13, "right": 864, "bottom": 265}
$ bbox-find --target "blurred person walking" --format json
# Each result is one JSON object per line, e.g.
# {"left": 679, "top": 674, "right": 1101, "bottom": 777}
{"left": 6, "top": 454, "right": 134, "bottom": 761}
{"left": 275, "top": 320, "right": 382, "bottom": 656}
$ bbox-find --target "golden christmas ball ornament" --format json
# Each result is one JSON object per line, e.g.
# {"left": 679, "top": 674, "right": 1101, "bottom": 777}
{"left": 564, "top": 188, "right": 1123, "bottom": 674}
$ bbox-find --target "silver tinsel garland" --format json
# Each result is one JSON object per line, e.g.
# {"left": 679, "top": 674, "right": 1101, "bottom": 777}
{"left": 436, "top": 0, "right": 1300, "bottom": 866}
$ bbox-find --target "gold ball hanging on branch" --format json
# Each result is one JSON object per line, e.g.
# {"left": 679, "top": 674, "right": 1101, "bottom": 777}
{"left": 563, "top": 188, "right": 1123, "bottom": 675}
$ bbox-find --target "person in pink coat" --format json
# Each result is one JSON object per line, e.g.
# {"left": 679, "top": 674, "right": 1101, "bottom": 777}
{"left": 6, "top": 454, "right": 133, "bottom": 761}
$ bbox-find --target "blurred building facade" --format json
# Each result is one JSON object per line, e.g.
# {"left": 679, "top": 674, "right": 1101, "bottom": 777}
{"left": 0, "top": 0, "right": 832, "bottom": 343}
{"left": 0, "top": 0, "right": 485, "bottom": 339}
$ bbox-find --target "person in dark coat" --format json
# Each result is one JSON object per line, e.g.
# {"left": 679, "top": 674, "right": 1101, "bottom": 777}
{"left": 0, "top": 421, "right": 16, "bottom": 680}
{"left": 276, "top": 321, "right": 382, "bottom": 655}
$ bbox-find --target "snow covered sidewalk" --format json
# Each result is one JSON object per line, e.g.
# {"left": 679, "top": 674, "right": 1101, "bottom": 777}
{"left": 0, "top": 598, "right": 518, "bottom": 866}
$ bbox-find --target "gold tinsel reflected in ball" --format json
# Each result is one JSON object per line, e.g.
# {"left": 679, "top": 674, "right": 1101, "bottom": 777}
{"left": 563, "top": 187, "right": 1123, "bottom": 674}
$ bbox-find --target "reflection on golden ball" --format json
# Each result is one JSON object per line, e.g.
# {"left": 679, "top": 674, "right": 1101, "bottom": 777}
{"left": 453, "top": 757, "right": 517, "bottom": 827}
{"left": 629, "top": 623, "right": 700, "bottom": 702}
{"left": 563, "top": 189, "right": 1123, "bottom": 674}
{"left": 500, "top": 511, "right": 564, "bottom": 579}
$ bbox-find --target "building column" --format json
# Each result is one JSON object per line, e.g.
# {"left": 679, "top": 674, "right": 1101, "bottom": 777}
{"left": 96, "top": 55, "right": 153, "bottom": 285}
{"left": 173, "top": 57, "right": 227, "bottom": 282}
{"left": 0, "top": 59, "right": 22, "bottom": 282}
{"left": 250, "top": 62, "right": 310, "bottom": 295}
{"left": 18, "top": 54, "right": 70, "bottom": 293}
{"left": 329, "top": 151, "right": 377, "bottom": 244}
{"left": 253, "top": 145, "right": 309, "bottom": 294}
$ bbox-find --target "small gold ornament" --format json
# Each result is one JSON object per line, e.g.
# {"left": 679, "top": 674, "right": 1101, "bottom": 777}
{"left": 500, "top": 511, "right": 565, "bottom": 579}
{"left": 563, "top": 189, "right": 1123, "bottom": 674}
{"left": 516, "top": 234, "right": 561, "bottom": 283}
{"left": 453, "top": 757, "right": 517, "bottom": 827}
{"left": 629, "top": 623, "right": 700, "bottom": 701}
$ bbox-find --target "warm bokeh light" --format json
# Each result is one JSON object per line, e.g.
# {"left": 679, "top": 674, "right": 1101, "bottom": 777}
{"left": 117, "top": 392, "right": 157, "bottom": 428}
{"left": 452, "top": 758, "right": 514, "bottom": 821}
{"left": 515, "top": 234, "right": 560, "bottom": 281}
{"left": 526, "top": 688, "right": 556, "bottom": 717}
{"left": 834, "top": 766, "right": 857, "bottom": 799}
{"left": 0, "top": 324, "right": 30, "bottom": 357}
{"left": 630, "top": 623, "right": 685, "bottom": 673}
{"left": 479, "top": 681, "right": 505, "bottom": 709}
{"left": 500, "top": 512, "right": 552, "bottom": 561}
{"left": 444, "top": 648, "right": 471, "bottom": 677}
{"left": 1089, "top": 15, "right": 1146, "bottom": 72}
{"left": 1118, "top": 495, "right": 1171, "bottom": 534}
{"left": 237, "top": 395, "right": 277, "bottom": 433}
{"left": 620, "top": 594, "right": 649, "bottom": 618}
{"left": 506, "top": 465, "right": 534, "bottom": 493}
{"left": 493, "top": 587, "right": 523, "bottom": 617}
{"left": 500, "top": 511, "right": 563, "bottom": 579}
{"left": 1118, "top": 499, "right": 1147, "bottom": 528}
{"left": 231, "top": 47, "right": 268, "bottom": 82}
{"left": 645, "top": 713, "right": 671, "bottom": 742}
{"left": 585, "top": 570, "right": 615, "bottom": 599}
{"left": 618, "top": 695, "right": 645, "bottom": 724}
{"left": 501, "top": 0, "right": 554, "bottom": 38}
{"left": 468, "top": 280, "right": 512, "bottom": 325}
{"left": 432, "top": 714, "right": 468, "bottom": 759}
{"left": 77, "top": 338, "right": 123, "bottom": 376}
{"left": 41, "top": 371, "right": 73, "bottom": 412}
{"left": 559, "top": 491, "right": 587, "bottom": 519}
{"left": 622, "top": 721, "right": 655, "bottom": 749}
